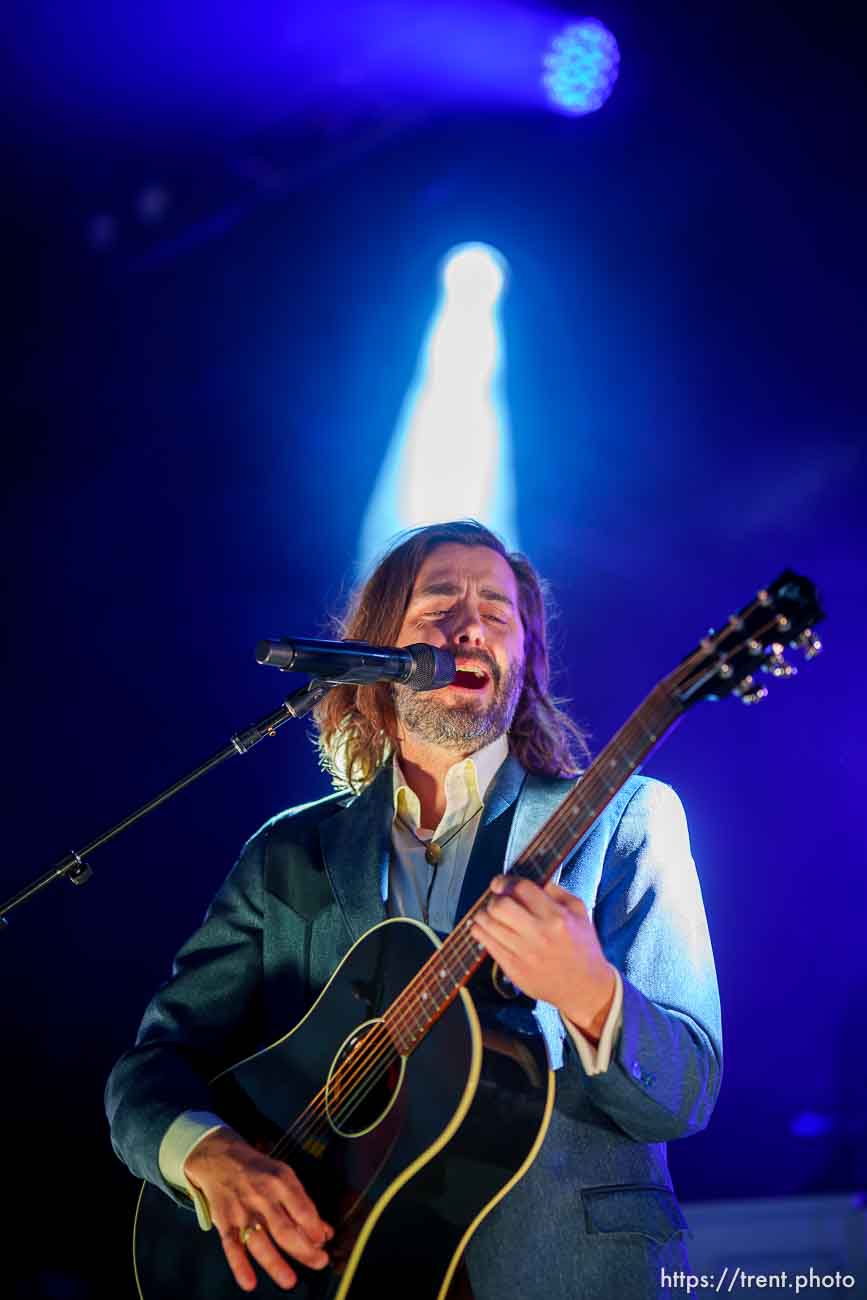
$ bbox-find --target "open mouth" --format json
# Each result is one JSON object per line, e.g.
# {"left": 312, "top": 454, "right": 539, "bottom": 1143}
{"left": 451, "top": 665, "right": 491, "bottom": 691}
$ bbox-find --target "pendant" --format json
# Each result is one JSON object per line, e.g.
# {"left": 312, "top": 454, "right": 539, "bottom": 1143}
{"left": 425, "top": 842, "right": 442, "bottom": 867}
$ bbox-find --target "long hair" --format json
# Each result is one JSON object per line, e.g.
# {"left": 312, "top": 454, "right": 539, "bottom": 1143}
{"left": 314, "top": 520, "right": 590, "bottom": 791}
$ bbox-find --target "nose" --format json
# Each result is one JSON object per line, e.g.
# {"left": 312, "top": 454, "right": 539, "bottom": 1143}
{"left": 449, "top": 597, "right": 486, "bottom": 649}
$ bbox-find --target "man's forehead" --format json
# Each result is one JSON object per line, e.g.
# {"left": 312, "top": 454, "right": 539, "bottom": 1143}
{"left": 410, "top": 544, "right": 518, "bottom": 600}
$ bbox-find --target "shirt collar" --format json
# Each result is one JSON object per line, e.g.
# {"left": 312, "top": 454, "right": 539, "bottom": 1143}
{"left": 392, "top": 733, "right": 510, "bottom": 838}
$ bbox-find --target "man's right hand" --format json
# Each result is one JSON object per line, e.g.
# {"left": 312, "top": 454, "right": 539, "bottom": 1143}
{"left": 183, "top": 1127, "right": 334, "bottom": 1293}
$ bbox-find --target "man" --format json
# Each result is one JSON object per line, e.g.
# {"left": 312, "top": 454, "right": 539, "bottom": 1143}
{"left": 106, "top": 520, "right": 722, "bottom": 1300}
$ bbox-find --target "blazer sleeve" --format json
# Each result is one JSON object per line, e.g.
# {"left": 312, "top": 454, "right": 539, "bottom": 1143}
{"left": 104, "top": 826, "right": 270, "bottom": 1200}
{"left": 566, "top": 778, "right": 723, "bottom": 1142}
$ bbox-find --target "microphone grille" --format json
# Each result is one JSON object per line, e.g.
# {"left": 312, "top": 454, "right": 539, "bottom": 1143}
{"left": 405, "top": 645, "right": 456, "bottom": 691}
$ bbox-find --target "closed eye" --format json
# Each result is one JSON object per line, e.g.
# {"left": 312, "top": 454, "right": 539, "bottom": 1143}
{"left": 420, "top": 608, "right": 507, "bottom": 623}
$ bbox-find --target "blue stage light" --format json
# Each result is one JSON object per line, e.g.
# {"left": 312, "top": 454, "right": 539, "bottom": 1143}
{"left": 358, "top": 243, "right": 518, "bottom": 573}
{"left": 542, "top": 19, "right": 620, "bottom": 116}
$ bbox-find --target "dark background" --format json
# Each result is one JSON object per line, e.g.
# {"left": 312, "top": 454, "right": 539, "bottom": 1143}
{"left": 3, "top": 1, "right": 865, "bottom": 1295}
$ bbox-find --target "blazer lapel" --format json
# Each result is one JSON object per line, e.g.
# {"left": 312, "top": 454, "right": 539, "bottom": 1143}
{"left": 504, "top": 768, "right": 581, "bottom": 876}
{"left": 319, "top": 766, "right": 391, "bottom": 942}
{"left": 479, "top": 751, "right": 525, "bottom": 829}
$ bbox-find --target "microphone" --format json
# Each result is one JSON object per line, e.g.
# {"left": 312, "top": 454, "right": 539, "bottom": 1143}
{"left": 255, "top": 637, "right": 456, "bottom": 691}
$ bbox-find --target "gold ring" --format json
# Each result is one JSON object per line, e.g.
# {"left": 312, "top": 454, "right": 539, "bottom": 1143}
{"left": 239, "top": 1222, "right": 263, "bottom": 1247}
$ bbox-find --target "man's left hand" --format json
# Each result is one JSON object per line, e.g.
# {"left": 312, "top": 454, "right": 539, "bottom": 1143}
{"left": 470, "top": 876, "right": 617, "bottom": 1042}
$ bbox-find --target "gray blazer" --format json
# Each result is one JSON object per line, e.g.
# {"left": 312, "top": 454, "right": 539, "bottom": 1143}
{"left": 106, "top": 757, "right": 722, "bottom": 1300}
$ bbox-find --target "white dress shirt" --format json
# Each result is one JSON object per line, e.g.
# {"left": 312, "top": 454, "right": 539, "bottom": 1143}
{"left": 158, "top": 737, "right": 623, "bottom": 1228}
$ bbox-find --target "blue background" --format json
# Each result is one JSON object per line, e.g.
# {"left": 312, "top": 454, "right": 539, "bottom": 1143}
{"left": 3, "top": 2, "right": 865, "bottom": 1295}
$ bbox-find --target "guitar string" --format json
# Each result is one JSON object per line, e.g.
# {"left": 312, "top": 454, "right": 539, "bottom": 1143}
{"left": 268, "top": 609, "right": 786, "bottom": 1157}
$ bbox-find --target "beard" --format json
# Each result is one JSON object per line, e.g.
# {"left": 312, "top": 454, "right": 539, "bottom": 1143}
{"left": 393, "top": 650, "right": 525, "bottom": 753}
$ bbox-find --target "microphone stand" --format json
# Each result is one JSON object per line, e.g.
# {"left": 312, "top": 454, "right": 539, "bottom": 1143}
{"left": 0, "top": 678, "right": 332, "bottom": 929}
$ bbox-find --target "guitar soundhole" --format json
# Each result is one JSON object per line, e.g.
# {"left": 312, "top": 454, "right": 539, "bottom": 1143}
{"left": 325, "top": 1018, "right": 405, "bottom": 1139}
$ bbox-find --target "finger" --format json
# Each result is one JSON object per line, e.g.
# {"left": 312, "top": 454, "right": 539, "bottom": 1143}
{"left": 243, "top": 1220, "right": 301, "bottom": 1291}
{"left": 275, "top": 1167, "right": 333, "bottom": 1245}
{"left": 474, "top": 902, "right": 522, "bottom": 942}
{"left": 262, "top": 1201, "right": 330, "bottom": 1270}
{"left": 482, "top": 892, "right": 535, "bottom": 936}
{"left": 471, "top": 925, "right": 521, "bottom": 978}
{"left": 217, "top": 1222, "right": 260, "bottom": 1294}
{"left": 471, "top": 913, "right": 529, "bottom": 964}
{"left": 491, "top": 875, "right": 564, "bottom": 921}
{"left": 543, "top": 880, "right": 591, "bottom": 917}
{"left": 507, "top": 877, "right": 563, "bottom": 919}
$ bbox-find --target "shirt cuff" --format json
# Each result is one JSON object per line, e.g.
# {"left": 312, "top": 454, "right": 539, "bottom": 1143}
{"left": 561, "top": 969, "right": 624, "bottom": 1076}
{"left": 157, "top": 1110, "right": 228, "bottom": 1231}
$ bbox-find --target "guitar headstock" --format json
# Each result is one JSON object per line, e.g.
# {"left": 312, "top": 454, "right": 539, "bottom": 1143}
{"left": 671, "top": 569, "right": 825, "bottom": 707}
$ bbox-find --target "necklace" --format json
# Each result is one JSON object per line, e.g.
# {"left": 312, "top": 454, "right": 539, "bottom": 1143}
{"left": 423, "top": 805, "right": 483, "bottom": 866}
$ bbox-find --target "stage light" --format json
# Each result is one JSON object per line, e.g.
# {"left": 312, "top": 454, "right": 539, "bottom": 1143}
{"left": 542, "top": 19, "right": 620, "bottom": 116}
{"left": 358, "top": 243, "right": 518, "bottom": 572}
{"left": 441, "top": 244, "right": 507, "bottom": 305}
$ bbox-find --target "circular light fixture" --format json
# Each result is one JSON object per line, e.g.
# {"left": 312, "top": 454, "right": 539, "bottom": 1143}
{"left": 542, "top": 19, "right": 620, "bottom": 117}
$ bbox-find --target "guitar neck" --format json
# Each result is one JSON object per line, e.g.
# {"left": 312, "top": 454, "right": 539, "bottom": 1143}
{"left": 383, "top": 679, "right": 685, "bottom": 1055}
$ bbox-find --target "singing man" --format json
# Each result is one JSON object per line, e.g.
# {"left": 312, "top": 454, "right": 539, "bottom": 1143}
{"left": 106, "top": 519, "right": 722, "bottom": 1299}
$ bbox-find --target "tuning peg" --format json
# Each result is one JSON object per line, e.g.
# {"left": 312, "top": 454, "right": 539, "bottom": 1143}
{"left": 760, "top": 642, "right": 797, "bottom": 679}
{"left": 769, "top": 657, "right": 797, "bottom": 678}
{"left": 795, "top": 628, "right": 823, "bottom": 660}
{"left": 734, "top": 675, "right": 769, "bottom": 704}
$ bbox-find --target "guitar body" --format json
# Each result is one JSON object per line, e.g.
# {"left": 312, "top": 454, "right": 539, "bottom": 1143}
{"left": 133, "top": 917, "right": 554, "bottom": 1300}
